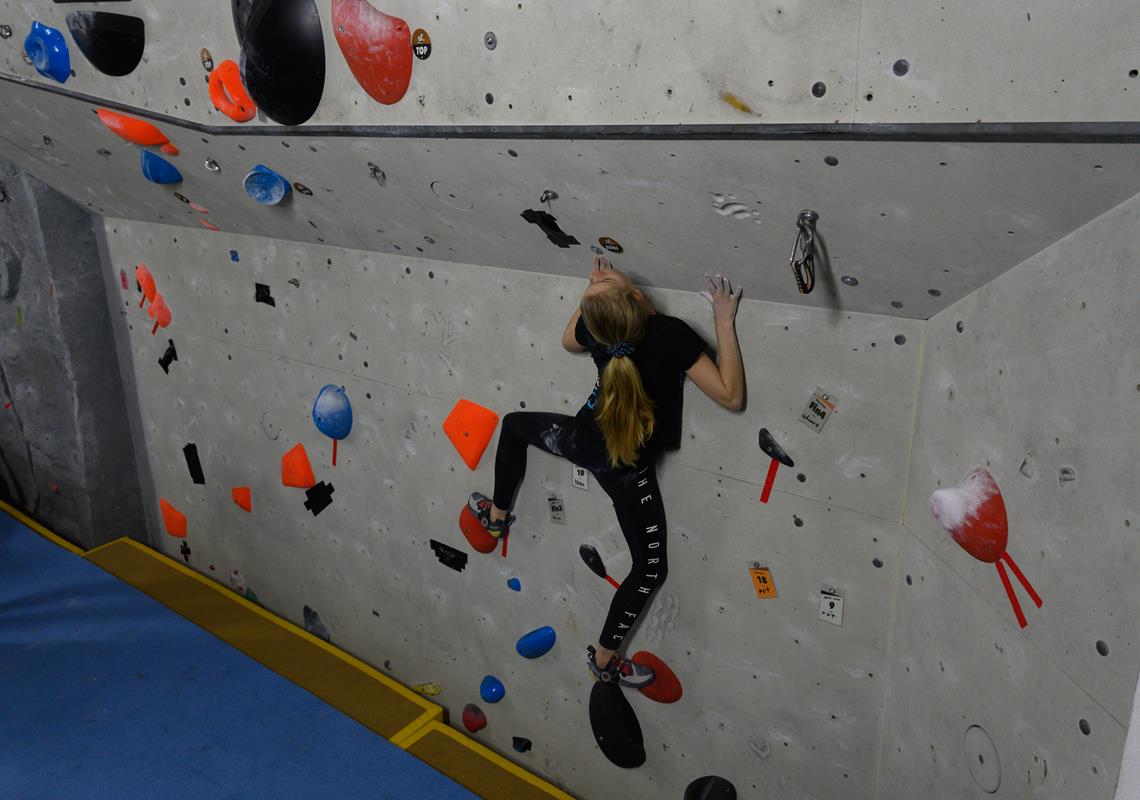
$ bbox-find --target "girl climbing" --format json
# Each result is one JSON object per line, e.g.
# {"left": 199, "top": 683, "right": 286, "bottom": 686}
{"left": 469, "top": 256, "right": 744, "bottom": 687}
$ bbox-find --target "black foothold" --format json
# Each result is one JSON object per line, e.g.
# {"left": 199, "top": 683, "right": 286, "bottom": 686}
{"left": 893, "top": 59, "right": 910, "bottom": 77}
{"left": 430, "top": 539, "right": 468, "bottom": 572}
{"left": 579, "top": 544, "right": 608, "bottom": 579}
{"left": 158, "top": 340, "right": 178, "bottom": 373}
{"left": 303, "top": 604, "right": 331, "bottom": 642}
{"left": 512, "top": 736, "right": 532, "bottom": 753}
{"left": 179, "top": 541, "right": 191, "bottom": 563}
{"left": 303, "top": 481, "right": 334, "bottom": 515}
{"left": 758, "top": 428, "right": 795, "bottom": 468}
{"left": 183, "top": 443, "right": 206, "bottom": 485}
{"left": 520, "top": 209, "right": 580, "bottom": 248}
{"left": 684, "top": 775, "right": 738, "bottom": 800}
{"left": 811, "top": 81, "right": 827, "bottom": 98}
{"left": 255, "top": 283, "right": 276, "bottom": 306}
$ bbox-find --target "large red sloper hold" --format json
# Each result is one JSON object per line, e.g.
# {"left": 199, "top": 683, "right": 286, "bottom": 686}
{"left": 332, "top": 0, "right": 413, "bottom": 105}
{"left": 95, "top": 108, "right": 180, "bottom": 155}
{"left": 631, "top": 651, "right": 683, "bottom": 703}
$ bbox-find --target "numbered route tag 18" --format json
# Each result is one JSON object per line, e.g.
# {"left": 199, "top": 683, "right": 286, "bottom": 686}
{"left": 748, "top": 562, "right": 776, "bottom": 599}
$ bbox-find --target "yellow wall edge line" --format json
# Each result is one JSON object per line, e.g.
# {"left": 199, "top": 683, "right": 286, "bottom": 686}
{"left": 402, "top": 721, "right": 577, "bottom": 800}
{"left": 0, "top": 498, "right": 86, "bottom": 555}
{"left": 86, "top": 537, "right": 442, "bottom": 720}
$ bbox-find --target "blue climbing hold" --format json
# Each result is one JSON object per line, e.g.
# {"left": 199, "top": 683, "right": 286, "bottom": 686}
{"left": 312, "top": 385, "right": 353, "bottom": 441}
{"left": 229, "top": 250, "right": 240, "bottom": 262}
{"left": 479, "top": 675, "right": 505, "bottom": 703}
{"left": 507, "top": 577, "right": 521, "bottom": 592}
{"left": 515, "top": 626, "right": 556, "bottom": 659}
{"left": 243, "top": 164, "right": 292, "bottom": 205}
{"left": 24, "top": 22, "right": 71, "bottom": 83}
{"left": 140, "top": 151, "right": 183, "bottom": 185}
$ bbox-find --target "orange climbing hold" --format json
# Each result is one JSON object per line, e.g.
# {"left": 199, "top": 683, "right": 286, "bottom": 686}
{"left": 135, "top": 263, "right": 155, "bottom": 307}
{"left": 159, "top": 498, "right": 187, "bottom": 538}
{"left": 96, "top": 108, "right": 180, "bottom": 155}
{"left": 147, "top": 291, "right": 171, "bottom": 335}
{"left": 442, "top": 399, "right": 499, "bottom": 470}
{"left": 631, "top": 651, "right": 683, "bottom": 704}
{"left": 208, "top": 59, "right": 257, "bottom": 122}
{"left": 332, "top": 0, "right": 413, "bottom": 106}
{"left": 232, "top": 486, "right": 252, "bottom": 512}
{"left": 459, "top": 505, "right": 498, "bottom": 554}
{"left": 281, "top": 443, "right": 316, "bottom": 488}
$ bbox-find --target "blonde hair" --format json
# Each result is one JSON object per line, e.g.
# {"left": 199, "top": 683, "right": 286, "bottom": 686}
{"left": 580, "top": 287, "right": 654, "bottom": 468}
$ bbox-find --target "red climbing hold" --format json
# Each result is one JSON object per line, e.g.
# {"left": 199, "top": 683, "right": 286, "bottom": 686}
{"left": 135, "top": 263, "right": 156, "bottom": 307}
{"left": 332, "top": 0, "right": 413, "bottom": 106}
{"left": 458, "top": 505, "right": 498, "bottom": 554}
{"left": 96, "top": 108, "right": 179, "bottom": 155}
{"left": 442, "top": 399, "right": 499, "bottom": 470}
{"left": 159, "top": 498, "right": 187, "bottom": 538}
{"left": 232, "top": 486, "right": 252, "bottom": 512}
{"left": 631, "top": 651, "right": 683, "bottom": 704}
{"left": 281, "top": 443, "right": 316, "bottom": 488}
{"left": 208, "top": 59, "right": 257, "bottom": 122}
{"left": 148, "top": 292, "right": 171, "bottom": 335}
{"left": 461, "top": 703, "right": 487, "bottom": 733}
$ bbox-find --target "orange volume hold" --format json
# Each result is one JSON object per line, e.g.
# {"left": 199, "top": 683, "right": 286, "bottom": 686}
{"left": 209, "top": 60, "right": 257, "bottom": 122}
{"left": 442, "top": 399, "right": 500, "bottom": 471}
{"left": 159, "top": 498, "right": 187, "bottom": 538}
{"left": 96, "top": 108, "right": 179, "bottom": 155}
{"left": 281, "top": 443, "right": 316, "bottom": 488}
{"left": 232, "top": 486, "right": 252, "bottom": 512}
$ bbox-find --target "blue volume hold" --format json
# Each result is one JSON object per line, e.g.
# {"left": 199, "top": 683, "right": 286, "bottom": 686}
{"left": 507, "top": 577, "right": 521, "bottom": 592}
{"left": 479, "top": 675, "right": 505, "bottom": 704}
{"left": 515, "top": 626, "right": 556, "bottom": 659}
{"left": 25, "top": 22, "right": 71, "bottom": 83}
{"left": 312, "top": 385, "right": 352, "bottom": 440}
{"left": 243, "top": 164, "right": 293, "bottom": 205}
{"left": 140, "top": 151, "right": 183, "bottom": 185}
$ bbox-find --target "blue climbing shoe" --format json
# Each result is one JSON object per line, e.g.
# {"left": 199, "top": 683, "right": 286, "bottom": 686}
{"left": 587, "top": 645, "right": 656, "bottom": 689}
{"left": 467, "top": 492, "right": 515, "bottom": 539}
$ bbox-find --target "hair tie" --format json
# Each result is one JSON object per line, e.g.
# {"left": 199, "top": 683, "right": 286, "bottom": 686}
{"left": 606, "top": 342, "right": 635, "bottom": 358}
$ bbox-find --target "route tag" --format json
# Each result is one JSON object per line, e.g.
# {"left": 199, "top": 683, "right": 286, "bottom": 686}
{"left": 547, "top": 491, "right": 566, "bottom": 524}
{"left": 748, "top": 562, "right": 777, "bottom": 599}
{"left": 572, "top": 465, "right": 588, "bottom": 491}
{"left": 799, "top": 387, "right": 837, "bottom": 433}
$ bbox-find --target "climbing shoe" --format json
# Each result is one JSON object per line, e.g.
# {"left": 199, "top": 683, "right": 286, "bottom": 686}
{"left": 467, "top": 492, "right": 515, "bottom": 539}
{"left": 587, "top": 645, "right": 656, "bottom": 689}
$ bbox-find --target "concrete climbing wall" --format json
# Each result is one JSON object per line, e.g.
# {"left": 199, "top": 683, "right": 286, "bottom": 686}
{"left": 879, "top": 191, "right": 1140, "bottom": 798}
{"left": 102, "top": 217, "right": 924, "bottom": 798}
{"left": 0, "top": 0, "right": 1136, "bottom": 796}
{"left": 0, "top": 156, "right": 143, "bottom": 549}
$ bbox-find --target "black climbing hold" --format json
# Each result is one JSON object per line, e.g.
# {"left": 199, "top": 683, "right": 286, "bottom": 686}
{"left": 255, "top": 283, "right": 276, "bottom": 306}
{"left": 182, "top": 443, "right": 205, "bottom": 485}
{"left": 303, "top": 604, "right": 331, "bottom": 641}
{"left": 303, "top": 481, "right": 334, "bottom": 515}
{"left": 65, "top": 11, "right": 145, "bottom": 77}
{"left": 758, "top": 428, "right": 795, "bottom": 468}
{"left": 430, "top": 539, "right": 467, "bottom": 572}
{"left": 239, "top": 0, "right": 325, "bottom": 126}
{"left": 579, "top": 544, "right": 607, "bottom": 579}
{"left": 179, "top": 541, "right": 191, "bottom": 563}
{"left": 512, "top": 736, "right": 532, "bottom": 753}
{"left": 589, "top": 681, "right": 645, "bottom": 768}
{"left": 520, "top": 209, "right": 580, "bottom": 248}
{"left": 158, "top": 339, "right": 177, "bottom": 373}
{"left": 684, "top": 775, "right": 738, "bottom": 800}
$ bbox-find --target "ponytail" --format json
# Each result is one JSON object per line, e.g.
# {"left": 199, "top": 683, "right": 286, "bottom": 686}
{"left": 580, "top": 289, "right": 654, "bottom": 468}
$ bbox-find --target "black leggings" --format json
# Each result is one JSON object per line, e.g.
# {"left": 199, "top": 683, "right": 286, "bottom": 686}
{"left": 493, "top": 412, "right": 667, "bottom": 650}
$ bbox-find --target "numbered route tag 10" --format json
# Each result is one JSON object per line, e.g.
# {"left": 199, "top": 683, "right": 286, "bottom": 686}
{"left": 799, "top": 387, "right": 837, "bottom": 433}
{"left": 748, "top": 562, "right": 777, "bottom": 599}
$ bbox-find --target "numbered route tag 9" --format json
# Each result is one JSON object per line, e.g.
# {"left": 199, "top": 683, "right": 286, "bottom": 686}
{"left": 748, "top": 562, "right": 776, "bottom": 599}
{"left": 799, "top": 387, "right": 837, "bottom": 433}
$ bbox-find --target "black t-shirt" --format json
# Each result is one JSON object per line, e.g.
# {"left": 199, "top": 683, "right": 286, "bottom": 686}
{"left": 575, "top": 313, "right": 707, "bottom": 452}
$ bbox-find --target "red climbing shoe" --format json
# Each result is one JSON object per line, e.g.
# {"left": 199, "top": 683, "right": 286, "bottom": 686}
{"left": 467, "top": 492, "right": 515, "bottom": 539}
{"left": 587, "top": 645, "right": 656, "bottom": 689}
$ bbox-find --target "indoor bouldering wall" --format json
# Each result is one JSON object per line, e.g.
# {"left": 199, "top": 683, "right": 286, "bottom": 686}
{"left": 0, "top": 0, "right": 1136, "bottom": 797}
